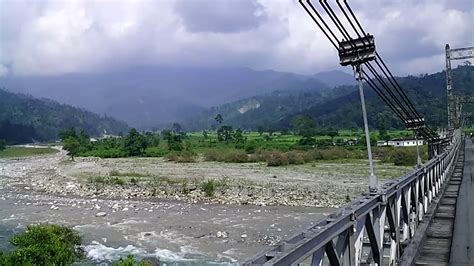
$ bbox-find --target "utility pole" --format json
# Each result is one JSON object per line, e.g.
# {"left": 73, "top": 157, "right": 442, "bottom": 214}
{"left": 339, "top": 35, "right": 379, "bottom": 192}
{"left": 355, "top": 65, "right": 377, "bottom": 190}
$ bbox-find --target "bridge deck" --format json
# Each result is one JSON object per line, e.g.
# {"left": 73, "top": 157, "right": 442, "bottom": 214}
{"left": 450, "top": 137, "right": 474, "bottom": 265}
{"left": 414, "top": 142, "right": 465, "bottom": 265}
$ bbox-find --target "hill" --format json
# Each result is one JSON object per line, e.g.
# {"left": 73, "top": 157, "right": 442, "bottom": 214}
{"left": 0, "top": 66, "right": 354, "bottom": 129}
{"left": 0, "top": 89, "right": 129, "bottom": 144}
{"left": 187, "top": 65, "right": 473, "bottom": 131}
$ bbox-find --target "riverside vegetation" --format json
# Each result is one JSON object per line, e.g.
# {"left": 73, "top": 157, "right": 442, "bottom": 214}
{"left": 0, "top": 224, "right": 151, "bottom": 265}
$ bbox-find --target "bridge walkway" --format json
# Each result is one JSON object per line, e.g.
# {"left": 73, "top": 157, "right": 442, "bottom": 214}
{"left": 450, "top": 137, "right": 474, "bottom": 265}
{"left": 414, "top": 139, "right": 466, "bottom": 265}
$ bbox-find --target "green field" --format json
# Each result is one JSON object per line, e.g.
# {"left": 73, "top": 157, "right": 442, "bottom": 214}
{"left": 0, "top": 147, "right": 58, "bottom": 158}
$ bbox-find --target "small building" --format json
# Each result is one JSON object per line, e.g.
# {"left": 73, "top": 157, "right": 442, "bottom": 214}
{"left": 377, "top": 138, "right": 424, "bottom": 147}
{"left": 388, "top": 138, "right": 424, "bottom": 147}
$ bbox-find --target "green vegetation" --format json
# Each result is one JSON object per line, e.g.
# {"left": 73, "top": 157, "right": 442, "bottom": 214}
{"left": 0, "top": 88, "right": 128, "bottom": 145}
{"left": 201, "top": 179, "right": 217, "bottom": 197}
{"left": 0, "top": 224, "right": 84, "bottom": 265}
{"left": 59, "top": 125, "right": 429, "bottom": 167}
{"left": 0, "top": 139, "right": 5, "bottom": 151}
{"left": 0, "top": 224, "right": 154, "bottom": 265}
{"left": 0, "top": 146, "right": 57, "bottom": 158}
{"left": 112, "top": 255, "right": 152, "bottom": 266}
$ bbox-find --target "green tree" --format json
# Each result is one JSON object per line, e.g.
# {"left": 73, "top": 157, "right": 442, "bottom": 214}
{"left": 0, "top": 139, "right": 6, "bottom": 151}
{"left": 0, "top": 224, "right": 83, "bottom": 265}
{"left": 123, "top": 128, "right": 147, "bottom": 156}
{"left": 292, "top": 115, "right": 316, "bottom": 137}
{"left": 214, "top": 114, "right": 223, "bottom": 124}
{"left": 217, "top": 125, "right": 233, "bottom": 143}
{"left": 172, "top": 123, "right": 182, "bottom": 133}
{"left": 63, "top": 136, "right": 80, "bottom": 160}
{"left": 58, "top": 127, "right": 77, "bottom": 141}
{"left": 233, "top": 128, "right": 245, "bottom": 148}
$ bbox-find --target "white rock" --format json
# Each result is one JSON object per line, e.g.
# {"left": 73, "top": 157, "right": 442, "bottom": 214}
{"left": 241, "top": 234, "right": 248, "bottom": 238}
{"left": 95, "top": 212, "right": 107, "bottom": 217}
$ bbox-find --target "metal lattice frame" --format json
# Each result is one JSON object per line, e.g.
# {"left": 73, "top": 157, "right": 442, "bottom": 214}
{"left": 445, "top": 45, "right": 474, "bottom": 129}
{"left": 245, "top": 130, "right": 463, "bottom": 265}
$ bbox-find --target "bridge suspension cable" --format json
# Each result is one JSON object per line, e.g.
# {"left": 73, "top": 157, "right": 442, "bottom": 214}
{"left": 299, "top": 0, "right": 439, "bottom": 143}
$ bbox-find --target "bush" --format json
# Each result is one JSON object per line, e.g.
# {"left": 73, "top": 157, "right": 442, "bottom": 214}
{"left": 201, "top": 179, "right": 217, "bottom": 197}
{"left": 244, "top": 142, "right": 256, "bottom": 154}
{"left": 286, "top": 151, "right": 305, "bottom": 165}
{"left": 1, "top": 224, "right": 84, "bottom": 265}
{"left": 223, "top": 150, "right": 248, "bottom": 163}
{"left": 164, "top": 151, "right": 179, "bottom": 161}
{"left": 110, "top": 177, "right": 125, "bottom": 186}
{"left": 392, "top": 149, "right": 416, "bottom": 166}
{"left": 0, "top": 139, "right": 6, "bottom": 151}
{"left": 143, "top": 147, "right": 167, "bottom": 157}
{"left": 203, "top": 149, "right": 219, "bottom": 161}
{"left": 130, "top": 177, "right": 140, "bottom": 185}
{"left": 176, "top": 151, "right": 196, "bottom": 163}
{"left": 267, "top": 151, "right": 289, "bottom": 167}
{"left": 113, "top": 255, "right": 152, "bottom": 266}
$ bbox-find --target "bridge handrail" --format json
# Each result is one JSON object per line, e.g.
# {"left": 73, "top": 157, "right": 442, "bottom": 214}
{"left": 245, "top": 130, "right": 463, "bottom": 265}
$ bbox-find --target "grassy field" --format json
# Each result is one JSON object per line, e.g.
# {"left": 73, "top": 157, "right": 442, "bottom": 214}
{"left": 0, "top": 147, "right": 58, "bottom": 158}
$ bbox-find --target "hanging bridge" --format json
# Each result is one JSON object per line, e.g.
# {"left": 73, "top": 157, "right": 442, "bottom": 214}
{"left": 244, "top": 1, "right": 473, "bottom": 265}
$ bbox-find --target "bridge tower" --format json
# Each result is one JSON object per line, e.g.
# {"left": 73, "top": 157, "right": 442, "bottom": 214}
{"left": 445, "top": 44, "right": 474, "bottom": 130}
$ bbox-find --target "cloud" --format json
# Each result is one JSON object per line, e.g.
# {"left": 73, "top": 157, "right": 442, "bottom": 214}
{"left": 0, "top": 0, "right": 472, "bottom": 77}
{"left": 174, "top": 0, "right": 267, "bottom": 33}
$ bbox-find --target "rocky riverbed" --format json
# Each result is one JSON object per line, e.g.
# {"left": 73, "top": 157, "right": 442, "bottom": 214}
{"left": 0, "top": 147, "right": 412, "bottom": 263}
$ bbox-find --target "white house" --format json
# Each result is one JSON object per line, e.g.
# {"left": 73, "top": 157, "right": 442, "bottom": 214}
{"left": 377, "top": 138, "right": 424, "bottom": 147}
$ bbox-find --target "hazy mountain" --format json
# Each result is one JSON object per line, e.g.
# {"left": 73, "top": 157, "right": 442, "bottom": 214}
{"left": 0, "top": 89, "right": 129, "bottom": 144}
{"left": 312, "top": 70, "right": 356, "bottom": 88}
{"left": 0, "top": 66, "right": 354, "bottom": 129}
{"left": 187, "top": 65, "right": 473, "bottom": 131}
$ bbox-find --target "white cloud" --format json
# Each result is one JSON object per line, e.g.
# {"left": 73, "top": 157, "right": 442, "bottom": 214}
{"left": 0, "top": 0, "right": 472, "bottom": 76}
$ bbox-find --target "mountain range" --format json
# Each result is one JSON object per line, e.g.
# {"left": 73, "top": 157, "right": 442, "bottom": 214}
{"left": 0, "top": 66, "right": 354, "bottom": 129}
{"left": 0, "top": 89, "right": 128, "bottom": 144}
{"left": 187, "top": 65, "right": 473, "bottom": 131}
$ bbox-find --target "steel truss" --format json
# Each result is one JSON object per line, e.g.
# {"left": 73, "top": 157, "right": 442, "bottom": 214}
{"left": 245, "top": 130, "right": 463, "bottom": 265}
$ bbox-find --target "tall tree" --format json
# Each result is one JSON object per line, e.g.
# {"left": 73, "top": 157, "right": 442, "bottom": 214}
{"left": 214, "top": 114, "right": 223, "bottom": 124}
{"left": 217, "top": 125, "right": 233, "bottom": 143}
{"left": 123, "top": 128, "right": 147, "bottom": 156}
{"left": 0, "top": 139, "right": 6, "bottom": 151}
{"left": 63, "top": 137, "right": 80, "bottom": 161}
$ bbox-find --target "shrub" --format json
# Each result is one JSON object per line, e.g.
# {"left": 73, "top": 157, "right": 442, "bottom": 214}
{"left": 130, "top": 177, "right": 140, "bottom": 185}
{"left": 286, "top": 151, "right": 305, "bottom": 165}
{"left": 143, "top": 147, "right": 167, "bottom": 157}
{"left": 1, "top": 224, "right": 83, "bottom": 265}
{"left": 109, "top": 170, "right": 120, "bottom": 176}
{"left": 392, "top": 149, "right": 416, "bottom": 166}
{"left": 244, "top": 142, "right": 256, "bottom": 153}
{"left": 0, "top": 139, "right": 6, "bottom": 151}
{"left": 164, "top": 151, "right": 179, "bottom": 161}
{"left": 203, "top": 149, "right": 219, "bottom": 161}
{"left": 176, "top": 151, "right": 196, "bottom": 163}
{"left": 113, "top": 255, "right": 153, "bottom": 266}
{"left": 88, "top": 175, "right": 107, "bottom": 184}
{"left": 267, "top": 151, "right": 289, "bottom": 167}
{"left": 110, "top": 177, "right": 125, "bottom": 186}
{"left": 201, "top": 179, "right": 217, "bottom": 197}
{"left": 223, "top": 150, "right": 248, "bottom": 163}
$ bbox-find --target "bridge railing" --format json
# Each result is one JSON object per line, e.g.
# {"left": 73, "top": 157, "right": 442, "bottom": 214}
{"left": 245, "top": 130, "right": 463, "bottom": 265}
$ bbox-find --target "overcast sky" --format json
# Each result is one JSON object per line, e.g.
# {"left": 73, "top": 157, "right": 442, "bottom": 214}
{"left": 0, "top": 0, "right": 472, "bottom": 77}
